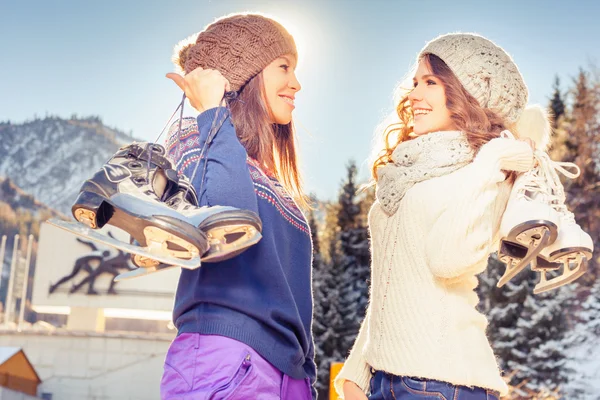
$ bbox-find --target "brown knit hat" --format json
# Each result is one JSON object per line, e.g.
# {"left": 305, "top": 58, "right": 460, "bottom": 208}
{"left": 173, "top": 13, "right": 297, "bottom": 92}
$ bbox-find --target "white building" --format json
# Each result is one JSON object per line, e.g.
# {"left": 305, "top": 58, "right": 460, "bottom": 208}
{"left": 0, "top": 223, "right": 181, "bottom": 399}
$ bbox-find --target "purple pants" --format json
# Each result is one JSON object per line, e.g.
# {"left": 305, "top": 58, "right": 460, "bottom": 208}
{"left": 161, "top": 333, "right": 312, "bottom": 400}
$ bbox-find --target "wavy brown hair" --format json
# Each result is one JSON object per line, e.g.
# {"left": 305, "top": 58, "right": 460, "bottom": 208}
{"left": 229, "top": 72, "right": 307, "bottom": 208}
{"left": 372, "top": 53, "right": 510, "bottom": 181}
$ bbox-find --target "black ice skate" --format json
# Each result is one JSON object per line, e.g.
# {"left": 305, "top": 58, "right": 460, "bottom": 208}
{"left": 165, "top": 174, "right": 263, "bottom": 262}
{"left": 48, "top": 142, "right": 209, "bottom": 268}
{"left": 113, "top": 172, "right": 263, "bottom": 281}
{"left": 48, "top": 141, "right": 263, "bottom": 276}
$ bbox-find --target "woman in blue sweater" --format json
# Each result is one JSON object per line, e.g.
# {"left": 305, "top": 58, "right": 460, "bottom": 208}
{"left": 160, "top": 13, "right": 316, "bottom": 400}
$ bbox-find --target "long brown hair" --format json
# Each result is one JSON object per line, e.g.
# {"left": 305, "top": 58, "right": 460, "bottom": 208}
{"left": 372, "top": 54, "right": 509, "bottom": 180}
{"left": 229, "top": 72, "right": 308, "bottom": 208}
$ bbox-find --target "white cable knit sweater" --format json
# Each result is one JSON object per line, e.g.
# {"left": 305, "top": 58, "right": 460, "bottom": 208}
{"left": 334, "top": 136, "right": 535, "bottom": 398}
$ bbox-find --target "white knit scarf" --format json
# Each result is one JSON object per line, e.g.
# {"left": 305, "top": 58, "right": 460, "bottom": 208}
{"left": 376, "top": 131, "right": 475, "bottom": 215}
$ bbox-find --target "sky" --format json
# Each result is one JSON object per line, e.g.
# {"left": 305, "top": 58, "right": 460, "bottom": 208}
{"left": 1, "top": 0, "right": 599, "bottom": 201}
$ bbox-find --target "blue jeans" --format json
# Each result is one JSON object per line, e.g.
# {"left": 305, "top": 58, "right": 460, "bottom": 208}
{"left": 368, "top": 370, "right": 500, "bottom": 400}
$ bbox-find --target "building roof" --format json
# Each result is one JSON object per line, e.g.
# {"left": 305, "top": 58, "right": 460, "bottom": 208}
{"left": 0, "top": 347, "right": 42, "bottom": 383}
{"left": 0, "top": 347, "right": 20, "bottom": 364}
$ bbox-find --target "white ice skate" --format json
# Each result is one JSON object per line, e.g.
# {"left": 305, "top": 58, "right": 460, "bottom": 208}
{"left": 529, "top": 153, "right": 592, "bottom": 294}
{"left": 497, "top": 155, "right": 560, "bottom": 288}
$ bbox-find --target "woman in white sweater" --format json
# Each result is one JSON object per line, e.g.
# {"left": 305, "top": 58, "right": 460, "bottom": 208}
{"left": 336, "top": 33, "right": 538, "bottom": 400}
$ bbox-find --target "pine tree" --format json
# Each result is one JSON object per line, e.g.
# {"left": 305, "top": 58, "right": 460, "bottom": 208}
{"left": 560, "top": 68, "right": 600, "bottom": 281}
{"left": 337, "top": 161, "right": 360, "bottom": 232}
{"left": 578, "top": 278, "right": 600, "bottom": 339}
{"left": 507, "top": 284, "right": 574, "bottom": 395}
{"left": 310, "top": 207, "right": 335, "bottom": 398}
{"left": 321, "top": 202, "right": 341, "bottom": 265}
{"left": 562, "top": 278, "right": 600, "bottom": 399}
{"left": 312, "top": 161, "right": 374, "bottom": 396}
{"left": 549, "top": 76, "right": 566, "bottom": 130}
{"left": 335, "top": 161, "right": 371, "bottom": 354}
{"left": 477, "top": 254, "right": 532, "bottom": 373}
{"left": 312, "top": 200, "right": 346, "bottom": 398}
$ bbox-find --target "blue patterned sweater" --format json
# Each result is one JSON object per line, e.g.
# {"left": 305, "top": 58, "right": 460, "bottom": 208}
{"left": 165, "top": 108, "right": 316, "bottom": 395}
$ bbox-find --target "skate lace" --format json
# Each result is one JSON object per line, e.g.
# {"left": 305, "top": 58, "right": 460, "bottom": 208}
{"left": 186, "top": 96, "right": 232, "bottom": 199}
{"left": 502, "top": 130, "right": 554, "bottom": 203}
{"left": 518, "top": 168, "right": 552, "bottom": 201}
{"left": 504, "top": 129, "right": 581, "bottom": 225}
{"left": 123, "top": 95, "right": 189, "bottom": 188}
{"left": 147, "top": 92, "right": 237, "bottom": 204}
{"left": 536, "top": 151, "right": 580, "bottom": 224}
{"left": 179, "top": 92, "right": 239, "bottom": 201}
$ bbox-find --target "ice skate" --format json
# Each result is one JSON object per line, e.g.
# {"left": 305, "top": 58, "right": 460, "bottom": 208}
{"left": 123, "top": 173, "right": 262, "bottom": 272}
{"left": 166, "top": 174, "right": 263, "bottom": 263}
{"left": 497, "top": 160, "right": 560, "bottom": 288}
{"left": 51, "top": 142, "right": 210, "bottom": 268}
{"left": 529, "top": 153, "right": 592, "bottom": 294}
{"left": 496, "top": 107, "right": 573, "bottom": 289}
{"left": 113, "top": 177, "right": 262, "bottom": 279}
{"left": 496, "top": 127, "right": 559, "bottom": 288}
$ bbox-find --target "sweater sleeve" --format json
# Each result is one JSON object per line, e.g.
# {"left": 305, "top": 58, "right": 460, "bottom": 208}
{"left": 425, "top": 138, "right": 534, "bottom": 279}
{"left": 168, "top": 107, "right": 258, "bottom": 213}
{"left": 333, "top": 305, "right": 373, "bottom": 398}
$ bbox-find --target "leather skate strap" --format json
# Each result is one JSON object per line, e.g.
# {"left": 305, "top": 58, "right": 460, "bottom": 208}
{"left": 116, "top": 144, "right": 173, "bottom": 170}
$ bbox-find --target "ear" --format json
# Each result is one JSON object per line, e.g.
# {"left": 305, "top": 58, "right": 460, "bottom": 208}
{"left": 514, "top": 104, "right": 551, "bottom": 151}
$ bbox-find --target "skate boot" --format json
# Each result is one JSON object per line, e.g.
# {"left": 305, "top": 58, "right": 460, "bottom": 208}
{"left": 497, "top": 157, "right": 560, "bottom": 288}
{"left": 530, "top": 153, "right": 592, "bottom": 294}
{"left": 71, "top": 142, "right": 210, "bottom": 268}
{"left": 163, "top": 173, "right": 263, "bottom": 263}
{"left": 496, "top": 129, "right": 559, "bottom": 288}
{"left": 116, "top": 173, "right": 262, "bottom": 279}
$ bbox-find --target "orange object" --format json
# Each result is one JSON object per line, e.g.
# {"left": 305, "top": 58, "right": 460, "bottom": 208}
{"left": 329, "top": 362, "right": 344, "bottom": 400}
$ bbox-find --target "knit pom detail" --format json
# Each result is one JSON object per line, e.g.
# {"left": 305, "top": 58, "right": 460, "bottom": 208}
{"left": 172, "top": 32, "right": 199, "bottom": 74}
{"left": 514, "top": 104, "right": 551, "bottom": 151}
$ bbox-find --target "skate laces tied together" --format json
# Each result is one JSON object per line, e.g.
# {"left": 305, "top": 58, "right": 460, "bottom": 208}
{"left": 535, "top": 151, "right": 581, "bottom": 224}
{"left": 503, "top": 128, "right": 581, "bottom": 225}
{"left": 517, "top": 150, "right": 580, "bottom": 224}
{"left": 501, "top": 129, "right": 553, "bottom": 205}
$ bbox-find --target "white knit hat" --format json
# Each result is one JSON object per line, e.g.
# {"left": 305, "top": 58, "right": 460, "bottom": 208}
{"left": 419, "top": 33, "right": 528, "bottom": 123}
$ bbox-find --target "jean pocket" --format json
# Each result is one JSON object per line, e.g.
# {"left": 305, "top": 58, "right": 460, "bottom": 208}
{"left": 399, "top": 376, "right": 447, "bottom": 399}
{"left": 207, "top": 352, "right": 253, "bottom": 400}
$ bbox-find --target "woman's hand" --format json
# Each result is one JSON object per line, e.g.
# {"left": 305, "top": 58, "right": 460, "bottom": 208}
{"left": 166, "top": 68, "right": 231, "bottom": 113}
{"left": 343, "top": 380, "right": 368, "bottom": 400}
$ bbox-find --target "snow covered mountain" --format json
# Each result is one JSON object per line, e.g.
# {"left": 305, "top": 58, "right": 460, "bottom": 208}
{"left": 0, "top": 116, "right": 138, "bottom": 215}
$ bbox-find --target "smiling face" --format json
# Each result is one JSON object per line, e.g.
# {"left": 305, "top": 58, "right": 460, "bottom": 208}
{"left": 408, "top": 58, "right": 456, "bottom": 136}
{"left": 261, "top": 54, "right": 301, "bottom": 125}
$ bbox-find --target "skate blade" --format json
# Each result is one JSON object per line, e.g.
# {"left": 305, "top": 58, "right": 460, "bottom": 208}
{"left": 532, "top": 246, "right": 593, "bottom": 272}
{"left": 497, "top": 226, "right": 554, "bottom": 288}
{"left": 496, "top": 256, "right": 529, "bottom": 288}
{"left": 47, "top": 218, "right": 201, "bottom": 269}
{"left": 202, "top": 224, "right": 262, "bottom": 263}
{"left": 114, "top": 264, "right": 178, "bottom": 282}
{"left": 533, "top": 253, "right": 589, "bottom": 294}
{"left": 531, "top": 256, "right": 561, "bottom": 271}
{"left": 132, "top": 226, "right": 201, "bottom": 268}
